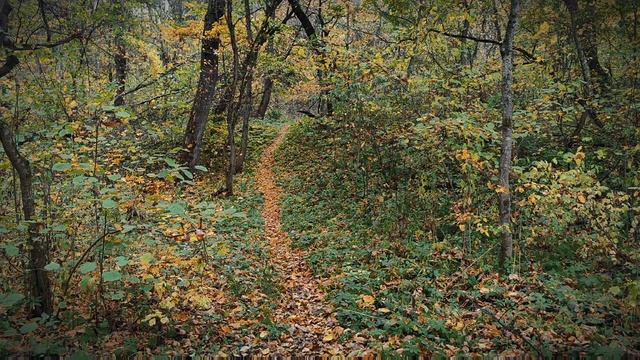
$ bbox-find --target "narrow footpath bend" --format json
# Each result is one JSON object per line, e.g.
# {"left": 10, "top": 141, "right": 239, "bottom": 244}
{"left": 255, "top": 125, "right": 349, "bottom": 355}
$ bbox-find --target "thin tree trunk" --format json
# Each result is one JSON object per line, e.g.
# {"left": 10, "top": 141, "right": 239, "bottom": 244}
{"left": 256, "top": 76, "right": 273, "bottom": 118}
{"left": 287, "top": 0, "right": 332, "bottom": 116}
{"left": 498, "top": 0, "right": 519, "bottom": 271}
{"left": 113, "top": 0, "right": 127, "bottom": 106}
{"left": 222, "top": 0, "right": 281, "bottom": 179}
{"left": 182, "top": 0, "right": 226, "bottom": 169}
{"left": 225, "top": 0, "right": 240, "bottom": 196}
{"left": 563, "top": 0, "right": 603, "bottom": 146}
{"left": 565, "top": 0, "right": 594, "bottom": 99}
{"left": 582, "top": 0, "right": 610, "bottom": 88}
{"left": 0, "top": 0, "right": 53, "bottom": 317}
{"left": 0, "top": 119, "right": 53, "bottom": 316}
{"left": 254, "top": 8, "right": 275, "bottom": 119}
{"left": 236, "top": 0, "right": 255, "bottom": 173}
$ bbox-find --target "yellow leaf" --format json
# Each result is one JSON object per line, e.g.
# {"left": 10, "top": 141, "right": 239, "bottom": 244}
{"left": 217, "top": 243, "right": 228, "bottom": 256}
{"left": 574, "top": 149, "right": 586, "bottom": 166}
{"left": 528, "top": 194, "right": 537, "bottom": 205}
{"left": 362, "top": 295, "right": 375, "bottom": 305}
{"left": 432, "top": 241, "right": 447, "bottom": 251}
{"left": 160, "top": 298, "right": 175, "bottom": 310}
{"left": 534, "top": 21, "right": 550, "bottom": 39}
{"left": 577, "top": 194, "right": 586, "bottom": 204}
{"left": 323, "top": 333, "right": 334, "bottom": 342}
{"left": 485, "top": 324, "right": 501, "bottom": 337}
{"left": 259, "top": 330, "right": 268, "bottom": 339}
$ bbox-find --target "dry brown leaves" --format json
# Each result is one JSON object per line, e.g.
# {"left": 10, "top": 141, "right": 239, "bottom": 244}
{"left": 243, "top": 126, "right": 369, "bottom": 356}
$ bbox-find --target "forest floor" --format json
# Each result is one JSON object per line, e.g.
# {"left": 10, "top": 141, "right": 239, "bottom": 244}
{"left": 1, "top": 121, "right": 636, "bottom": 358}
{"left": 252, "top": 125, "right": 367, "bottom": 356}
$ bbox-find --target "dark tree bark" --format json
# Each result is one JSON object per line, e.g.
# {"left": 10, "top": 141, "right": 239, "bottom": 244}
{"left": 497, "top": 0, "right": 520, "bottom": 271}
{"left": 225, "top": 0, "right": 240, "bottom": 196}
{"left": 215, "top": 0, "right": 279, "bottom": 119}
{"left": 113, "top": 0, "right": 127, "bottom": 106}
{"left": 255, "top": 8, "right": 275, "bottom": 119}
{"left": 287, "top": 0, "right": 332, "bottom": 115}
{"left": 288, "top": 0, "right": 317, "bottom": 41}
{"left": 225, "top": 0, "right": 283, "bottom": 192}
{"left": 0, "top": 120, "right": 53, "bottom": 316}
{"left": 563, "top": 0, "right": 609, "bottom": 88}
{"left": 255, "top": 75, "right": 273, "bottom": 118}
{"left": 236, "top": 0, "right": 255, "bottom": 173}
{"left": 459, "top": 0, "right": 478, "bottom": 67}
{"left": 582, "top": 0, "right": 611, "bottom": 88}
{"left": 563, "top": 0, "right": 604, "bottom": 146}
{"left": 182, "top": 0, "right": 226, "bottom": 169}
{"left": 0, "top": 0, "right": 53, "bottom": 317}
{"left": 38, "top": 0, "right": 51, "bottom": 42}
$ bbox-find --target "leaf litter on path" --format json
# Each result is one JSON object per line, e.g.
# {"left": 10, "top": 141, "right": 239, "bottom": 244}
{"left": 249, "top": 125, "right": 370, "bottom": 356}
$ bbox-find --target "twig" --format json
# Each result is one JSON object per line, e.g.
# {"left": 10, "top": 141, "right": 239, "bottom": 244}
{"left": 480, "top": 308, "right": 544, "bottom": 357}
{"left": 60, "top": 229, "right": 119, "bottom": 299}
{"left": 441, "top": 243, "right": 497, "bottom": 296}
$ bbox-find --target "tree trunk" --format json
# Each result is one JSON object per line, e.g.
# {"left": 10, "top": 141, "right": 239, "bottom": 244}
{"left": 287, "top": 0, "right": 332, "bottom": 116}
{"left": 113, "top": 0, "right": 127, "bottom": 106}
{"left": 225, "top": 0, "right": 240, "bottom": 196}
{"left": 255, "top": 42, "right": 274, "bottom": 119}
{"left": 0, "top": 0, "right": 53, "bottom": 317}
{"left": 256, "top": 76, "right": 273, "bottom": 118}
{"left": 563, "top": 0, "right": 603, "bottom": 146}
{"left": 236, "top": 0, "right": 255, "bottom": 173}
{"left": 0, "top": 119, "right": 53, "bottom": 316}
{"left": 498, "top": 0, "right": 519, "bottom": 271}
{"left": 182, "top": 0, "right": 226, "bottom": 169}
{"left": 582, "top": 0, "right": 610, "bottom": 88}
{"left": 564, "top": 0, "right": 610, "bottom": 88}
{"left": 223, "top": 0, "right": 281, "bottom": 179}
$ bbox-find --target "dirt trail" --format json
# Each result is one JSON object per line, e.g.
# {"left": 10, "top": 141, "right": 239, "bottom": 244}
{"left": 254, "top": 125, "right": 349, "bottom": 354}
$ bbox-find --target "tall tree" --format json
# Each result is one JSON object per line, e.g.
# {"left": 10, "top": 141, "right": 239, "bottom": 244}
{"left": 287, "top": 0, "right": 332, "bottom": 115}
{"left": 225, "top": 0, "right": 283, "bottom": 193}
{"left": 0, "top": 0, "right": 55, "bottom": 316}
{"left": 255, "top": 42, "right": 274, "bottom": 119}
{"left": 563, "top": 0, "right": 606, "bottom": 145}
{"left": 113, "top": 0, "right": 127, "bottom": 106}
{"left": 236, "top": 0, "right": 255, "bottom": 173}
{"left": 497, "top": 0, "right": 520, "bottom": 271}
{"left": 236, "top": 0, "right": 280, "bottom": 171}
{"left": 225, "top": 0, "right": 240, "bottom": 195}
{"left": 182, "top": 0, "right": 226, "bottom": 169}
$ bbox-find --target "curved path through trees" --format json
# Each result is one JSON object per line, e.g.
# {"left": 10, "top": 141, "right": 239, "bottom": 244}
{"left": 254, "top": 125, "right": 358, "bottom": 355}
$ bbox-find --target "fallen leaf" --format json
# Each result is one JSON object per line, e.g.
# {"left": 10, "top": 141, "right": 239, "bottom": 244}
{"left": 323, "top": 333, "right": 334, "bottom": 342}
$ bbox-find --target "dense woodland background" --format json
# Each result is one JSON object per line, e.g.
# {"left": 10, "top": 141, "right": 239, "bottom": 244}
{"left": 0, "top": 0, "right": 638, "bottom": 357}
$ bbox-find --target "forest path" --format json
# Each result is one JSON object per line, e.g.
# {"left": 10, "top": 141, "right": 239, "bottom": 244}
{"left": 254, "top": 125, "right": 348, "bottom": 354}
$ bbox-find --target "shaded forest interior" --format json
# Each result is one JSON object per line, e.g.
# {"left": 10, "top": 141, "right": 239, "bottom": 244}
{"left": 0, "top": 0, "right": 639, "bottom": 357}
